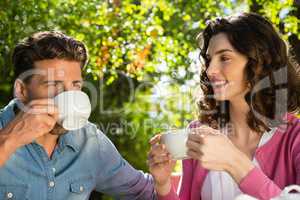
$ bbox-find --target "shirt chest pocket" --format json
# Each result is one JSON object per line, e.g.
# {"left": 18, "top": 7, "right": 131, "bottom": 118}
{"left": 0, "top": 185, "right": 29, "bottom": 200}
{"left": 69, "top": 175, "right": 94, "bottom": 197}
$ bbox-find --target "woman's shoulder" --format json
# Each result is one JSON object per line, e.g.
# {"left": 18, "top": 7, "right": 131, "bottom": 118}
{"left": 283, "top": 113, "right": 300, "bottom": 160}
{"left": 279, "top": 113, "right": 300, "bottom": 135}
{"left": 273, "top": 113, "right": 300, "bottom": 152}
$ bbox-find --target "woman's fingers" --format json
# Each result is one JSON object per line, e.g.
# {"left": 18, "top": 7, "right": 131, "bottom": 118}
{"left": 190, "top": 125, "right": 219, "bottom": 136}
{"left": 186, "top": 133, "right": 206, "bottom": 160}
{"left": 186, "top": 139, "right": 202, "bottom": 152}
{"left": 188, "top": 132, "right": 205, "bottom": 144}
{"left": 186, "top": 149, "right": 201, "bottom": 159}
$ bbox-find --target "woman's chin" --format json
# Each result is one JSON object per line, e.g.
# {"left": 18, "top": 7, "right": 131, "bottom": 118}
{"left": 213, "top": 93, "right": 228, "bottom": 101}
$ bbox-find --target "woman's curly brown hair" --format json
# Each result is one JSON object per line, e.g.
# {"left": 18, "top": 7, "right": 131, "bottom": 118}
{"left": 197, "top": 12, "right": 300, "bottom": 133}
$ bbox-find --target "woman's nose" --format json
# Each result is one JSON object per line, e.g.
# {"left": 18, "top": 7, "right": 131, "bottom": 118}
{"left": 206, "top": 60, "right": 220, "bottom": 78}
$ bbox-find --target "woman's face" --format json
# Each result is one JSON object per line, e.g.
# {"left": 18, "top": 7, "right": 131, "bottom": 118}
{"left": 205, "top": 33, "right": 249, "bottom": 101}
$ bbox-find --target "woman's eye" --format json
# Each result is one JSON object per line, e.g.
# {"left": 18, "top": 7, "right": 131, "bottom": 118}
{"left": 221, "top": 56, "right": 230, "bottom": 62}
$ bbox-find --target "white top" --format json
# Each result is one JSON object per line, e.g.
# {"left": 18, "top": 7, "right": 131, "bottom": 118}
{"left": 201, "top": 128, "right": 277, "bottom": 200}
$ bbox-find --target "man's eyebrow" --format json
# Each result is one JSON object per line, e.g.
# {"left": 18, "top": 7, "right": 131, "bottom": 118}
{"left": 206, "top": 49, "right": 234, "bottom": 58}
{"left": 41, "top": 80, "right": 83, "bottom": 84}
{"left": 42, "top": 80, "right": 63, "bottom": 84}
{"left": 73, "top": 80, "right": 83, "bottom": 84}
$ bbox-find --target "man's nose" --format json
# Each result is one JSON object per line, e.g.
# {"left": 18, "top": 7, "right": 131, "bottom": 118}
{"left": 55, "top": 82, "right": 78, "bottom": 95}
{"left": 64, "top": 82, "right": 78, "bottom": 91}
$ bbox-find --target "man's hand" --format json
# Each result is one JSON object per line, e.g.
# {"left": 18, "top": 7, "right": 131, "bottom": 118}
{"left": 0, "top": 99, "right": 58, "bottom": 166}
{"left": 148, "top": 134, "right": 176, "bottom": 196}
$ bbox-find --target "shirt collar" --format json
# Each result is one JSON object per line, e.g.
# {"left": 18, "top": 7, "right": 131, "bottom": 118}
{"left": 58, "top": 130, "right": 81, "bottom": 152}
{"left": 0, "top": 99, "right": 18, "bottom": 125}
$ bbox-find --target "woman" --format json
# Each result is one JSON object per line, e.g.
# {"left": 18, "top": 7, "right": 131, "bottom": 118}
{"left": 148, "top": 12, "right": 300, "bottom": 200}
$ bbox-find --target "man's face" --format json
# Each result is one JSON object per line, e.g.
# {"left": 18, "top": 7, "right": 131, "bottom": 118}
{"left": 23, "top": 58, "right": 83, "bottom": 101}
{"left": 18, "top": 58, "right": 83, "bottom": 135}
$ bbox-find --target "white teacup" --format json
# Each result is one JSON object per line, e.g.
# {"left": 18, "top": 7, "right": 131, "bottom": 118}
{"left": 160, "top": 129, "right": 189, "bottom": 160}
{"left": 54, "top": 90, "right": 91, "bottom": 130}
{"left": 271, "top": 185, "right": 300, "bottom": 200}
{"left": 235, "top": 194, "right": 258, "bottom": 200}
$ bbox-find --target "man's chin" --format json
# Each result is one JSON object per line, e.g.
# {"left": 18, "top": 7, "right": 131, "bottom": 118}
{"left": 50, "top": 124, "right": 67, "bottom": 135}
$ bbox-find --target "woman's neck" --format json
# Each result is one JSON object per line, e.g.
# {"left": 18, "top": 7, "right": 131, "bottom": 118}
{"left": 228, "top": 95, "right": 253, "bottom": 140}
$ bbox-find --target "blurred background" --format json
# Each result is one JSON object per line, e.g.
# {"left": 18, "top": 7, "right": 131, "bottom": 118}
{"left": 1, "top": 0, "right": 300, "bottom": 199}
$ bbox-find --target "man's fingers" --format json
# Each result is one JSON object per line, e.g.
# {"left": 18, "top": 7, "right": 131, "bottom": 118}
{"left": 40, "top": 114, "right": 57, "bottom": 130}
{"left": 32, "top": 114, "right": 56, "bottom": 136}
{"left": 28, "top": 99, "right": 55, "bottom": 107}
{"left": 149, "top": 144, "right": 168, "bottom": 158}
{"left": 45, "top": 105, "right": 59, "bottom": 120}
{"left": 149, "top": 154, "right": 171, "bottom": 165}
{"left": 149, "top": 134, "right": 161, "bottom": 145}
{"left": 27, "top": 105, "right": 57, "bottom": 114}
{"left": 26, "top": 105, "right": 59, "bottom": 122}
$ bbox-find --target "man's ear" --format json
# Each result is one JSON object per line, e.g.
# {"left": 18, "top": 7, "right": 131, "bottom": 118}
{"left": 14, "top": 79, "right": 29, "bottom": 103}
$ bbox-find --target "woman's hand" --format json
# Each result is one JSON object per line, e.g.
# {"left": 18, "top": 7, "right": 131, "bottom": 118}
{"left": 186, "top": 126, "right": 255, "bottom": 183}
{"left": 148, "top": 134, "right": 176, "bottom": 195}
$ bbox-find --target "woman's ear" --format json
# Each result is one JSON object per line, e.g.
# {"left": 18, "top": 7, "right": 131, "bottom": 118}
{"left": 14, "top": 79, "right": 29, "bottom": 103}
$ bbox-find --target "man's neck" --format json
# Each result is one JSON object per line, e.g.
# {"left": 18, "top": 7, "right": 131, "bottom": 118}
{"left": 36, "top": 134, "right": 59, "bottom": 158}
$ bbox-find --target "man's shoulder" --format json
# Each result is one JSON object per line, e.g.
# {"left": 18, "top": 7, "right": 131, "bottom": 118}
{"left": 81, "top": 122, "right": 105, "bottom": 137}
{"left": 0, "top": 100, "right": 17, "bottom": 129}
{"left": 77, "top": 122, "right": 121, "bottom": 156}
{"left": 78, "top": 122, "right": 110, "bottom": 145}
{"left": 64, "top": 122, "right": 108, "bottom": 153}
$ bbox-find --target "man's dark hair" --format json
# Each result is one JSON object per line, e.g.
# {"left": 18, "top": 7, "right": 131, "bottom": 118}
{"left": 12, "top": 31, "right": 88, "bottom": 82}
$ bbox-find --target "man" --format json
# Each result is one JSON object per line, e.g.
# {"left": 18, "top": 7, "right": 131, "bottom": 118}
{"left": 0, "top": 31, "right": 156, "bottom": 200}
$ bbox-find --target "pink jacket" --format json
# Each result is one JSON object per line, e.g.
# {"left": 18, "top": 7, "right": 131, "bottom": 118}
{"left": 158, "top": 114, "right": 300, "bottom": 200}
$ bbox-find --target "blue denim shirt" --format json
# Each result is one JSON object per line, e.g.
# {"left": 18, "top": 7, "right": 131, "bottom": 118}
{"left": 0, "top": 99, "right": 157, "bottom": 200}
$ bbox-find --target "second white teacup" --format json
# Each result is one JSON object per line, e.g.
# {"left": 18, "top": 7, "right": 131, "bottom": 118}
{"left": 54, "top": 90, "right": 91, "bottom": 130}
{"left": 160, "top": 129, "right": 189, "bottom": 160}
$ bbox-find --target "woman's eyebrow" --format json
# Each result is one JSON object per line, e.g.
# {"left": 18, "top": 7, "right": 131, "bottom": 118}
{"left": 206, "top": 49, "right": 234, "bottom": 57}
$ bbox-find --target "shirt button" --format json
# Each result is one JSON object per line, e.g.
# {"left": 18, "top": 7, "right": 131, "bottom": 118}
{"left": 79, "top": 186, "right": 84, "bottom": 192}
{"left": 6, "top": 192, "right": 13, "bottom": 199}
{"left": 49, "top": 181, "right": 55, "bottom": 188}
